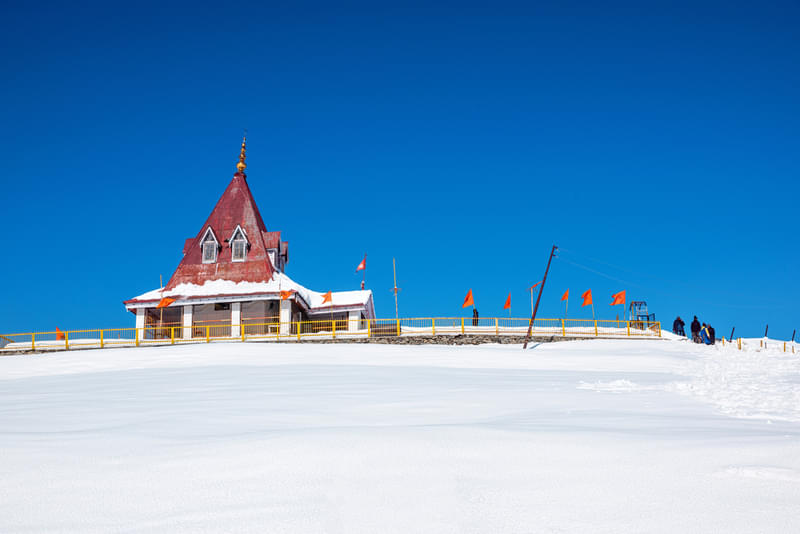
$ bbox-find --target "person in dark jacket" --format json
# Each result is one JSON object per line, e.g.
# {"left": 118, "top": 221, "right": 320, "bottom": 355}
{"left": 708, "top": 324, "right": 716, "bottom": 345}
{"left": 472, "top": 308, "right": 479, "bottom": 327}
{"left": 690, "top": 316, "right": 701, "bottom": 343}
{"left": 673, "top": 316, "right": 685, "bottom": 336}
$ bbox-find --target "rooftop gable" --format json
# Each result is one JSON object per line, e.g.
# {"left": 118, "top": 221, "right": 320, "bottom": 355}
{"left": 165, "top": 170, "right": 276, "bottom": 289}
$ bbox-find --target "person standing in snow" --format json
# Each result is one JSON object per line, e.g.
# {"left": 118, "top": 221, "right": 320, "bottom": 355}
{"left": 708, "top": 324, "right": 716, "bottom": 345}
{"left": 700, "top": 323, "right": 712, "bottom": 345}
{"left": 673, "top": 317, "right": 685, "bottom": 337}
{"left": 472, "top": 308, "right": 479, "bottom": 327}
{"left": 690, "top": 316, "right": 701, "bottom": 343}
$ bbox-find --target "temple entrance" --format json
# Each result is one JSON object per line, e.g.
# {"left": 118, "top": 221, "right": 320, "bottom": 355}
{"left": 242, "top": 300, "right": 280, "bottom": 336}
{"left": 144, "top": 307, "right": 182, "bottom": 339}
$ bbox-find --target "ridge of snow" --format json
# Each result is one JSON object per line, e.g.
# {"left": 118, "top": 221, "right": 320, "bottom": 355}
{"left": 1, "top": 339, "right": 799, "bottom": 532}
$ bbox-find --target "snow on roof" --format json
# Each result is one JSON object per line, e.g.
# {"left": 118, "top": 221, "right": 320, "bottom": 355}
{"left": 128, "top": 272, "right": 372, "bottom": 310}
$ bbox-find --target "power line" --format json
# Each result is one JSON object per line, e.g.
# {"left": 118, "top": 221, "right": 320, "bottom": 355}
{"left": 556, "top": 250, "right": 790, "bottom": 312}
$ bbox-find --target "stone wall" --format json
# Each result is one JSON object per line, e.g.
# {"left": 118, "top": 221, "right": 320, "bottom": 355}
{"left": 289, "top": 335, "right": 572, "bottom": 345}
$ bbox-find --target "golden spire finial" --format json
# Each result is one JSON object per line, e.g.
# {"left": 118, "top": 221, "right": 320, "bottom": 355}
{"left": 236, "top": 135, "right": 247, "bottom": 173}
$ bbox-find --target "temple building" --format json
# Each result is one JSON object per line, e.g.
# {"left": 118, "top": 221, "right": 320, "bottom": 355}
{"left": 123, "top": 138, "right": 375, "bottom": 338}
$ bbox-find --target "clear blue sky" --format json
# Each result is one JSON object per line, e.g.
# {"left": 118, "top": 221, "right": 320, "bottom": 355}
{"left": 1, "top": 1, "right": 798, "bottom": 338}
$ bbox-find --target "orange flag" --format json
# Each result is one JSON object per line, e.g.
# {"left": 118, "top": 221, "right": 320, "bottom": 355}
{"left": 56, "top": 327, "right": 64, "bottom": 341}
{"left": 462, "top": 289, "right": 474, "bottom": 308}
{"left": 503, "top": 293, "right": 511, "bottom": 309}
{"left": 280, "top": 290, "right": 293, "bottom": 300}
{"left": 582, "top": 289, "right": 592, "bottom": 307}
{"left": 356, "top": 255, "right": 366, "bottom": 272}
{"left": 611, "top": 290, "right": 626, "bottom": 306}
{"left": 561, "top": 289, "right": 569, "bottom": 301}
{"left": 157, "top": 297, "right": 175, "bottom": 308}
{"left": 529, "top": 281, "right": 542, "bottom": 291}
{"left": 321, "top": 291, "right": 333, "bottom": 304}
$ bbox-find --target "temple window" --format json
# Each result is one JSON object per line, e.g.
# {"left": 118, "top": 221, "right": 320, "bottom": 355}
{"left": 230, "top": 226, "right": 248, "bottom": 262}
{"left": 201, "top": 228, "right": 219, "bottom": 264}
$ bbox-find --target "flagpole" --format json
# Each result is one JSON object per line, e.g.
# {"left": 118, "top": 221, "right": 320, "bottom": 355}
{"left": 392, "top": 258, "right": 399, "bottom": 321}
{"left": 159, "top": 274, "right": 164, "bottom": 336}
{"left": 530, "top": 287, "right": 534, "bottom": 316}
{"left": 565, "top": 298, "right": 568, "bottom": 319}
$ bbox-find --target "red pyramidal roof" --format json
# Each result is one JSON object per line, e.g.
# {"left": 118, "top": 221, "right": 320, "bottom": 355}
{"left": 165, "top": 170, "right": 279, "bottom": 289}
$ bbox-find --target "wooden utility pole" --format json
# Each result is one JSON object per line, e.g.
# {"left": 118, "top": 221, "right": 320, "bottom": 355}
{"left": 792, "top": 329, "right": 796, "bottom": 343}
{"left": 764, "top": 324, "right": 769, "bottom": 338}
{"left": 523, "top": 245, "right": 557, "bottom": 349}
{"left": 729, "top": 327, "right": 735, "bottom": 342}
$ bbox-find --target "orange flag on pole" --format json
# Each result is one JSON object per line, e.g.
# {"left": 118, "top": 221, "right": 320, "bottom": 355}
{"left": 581, "top": 289, "right": 593, "bottom": 307}
{"left": 462, "top": 289, "right": 474, "bottom": 308}
{"left": 561, "top": 289, "right": 569, "bottom": 301}
{"left": 280, "top": 290, "right": 293, "bottom": 300}
{"left": 56, "top": 327, "right": 64, "bottom": 341}
{"left": 356, "top": 255, "right": 366, "bottom": 272}
{"left": 503, "top": 293, "right": 511, "bottom": 309}
{"left": 321, "top": 291, "right": 333, "bottom": 304}
{"left": 157, "top": 297, "right": 175, "bottom": 308}
{"left": 611, "top": 290, "right": 626, "bottom": 306}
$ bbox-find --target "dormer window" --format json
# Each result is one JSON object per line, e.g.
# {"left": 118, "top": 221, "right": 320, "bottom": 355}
{"left": 229, "top": 225, "right": 249, "bottom": 262}
{"left": 201, "top": 228, "right": 219, "bottom": 264}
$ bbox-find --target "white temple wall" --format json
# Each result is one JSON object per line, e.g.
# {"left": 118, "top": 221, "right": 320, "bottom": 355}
{"left": 280, "top": 299, "right": 291, "bottom": 335}
{"left": 348, "top": 310, "right": 361, "bottom": 331}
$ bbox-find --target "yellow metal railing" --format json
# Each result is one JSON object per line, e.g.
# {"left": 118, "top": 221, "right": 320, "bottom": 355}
{"left": 0, "top": 317, "right": 662, "bottom": 353}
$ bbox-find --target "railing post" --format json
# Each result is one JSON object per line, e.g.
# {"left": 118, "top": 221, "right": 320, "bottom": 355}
{"left": 65, "top": 331, "right": 69, "bottom": 350}
{"left": 431, "top": 318, "right": 435, "bottom": 336}
{"left": 738, "top": 338, "right": 741, "bottom": 350}
{"left": 594, "top": 320, "right": 598, "bottom": 337}
{"left": 461, "top": 317, "right": 465, "bottom": 335}
{"left": 135, "top": 328, "right": 139, "bottom": 347}
{"left": 367, "top": 319, "right": 372, "bottom": 338}
{"left": 242, "top": 324, "right": 246, "bottom": 342}
{"left": 333, "top": 320, "right": 336, "bottom": 339}
{"left": 100, "top": 329, "right": 104, "bottom": 349}
{"left": 627, "top": 321, "right": 630, "bottom": 337}
{"left": 297, "top": 322, "right": 301, "bottom": 341}
{"left": 495, "top": 318, "right": 499, "bottom": 336}
{"left": 31, "top": 333, "right": 35, "bottom": 351}
{"left": 171, "top": 327, "right": 175, "bottom": 345}
{"left": 396, "top": 318, "right": 400, "bottom": 337}
{"left": 206, "top": 326, "right": 210, "bottom": 343}
{"left": 561, "top": 319, "right": 565, "bottom": 337}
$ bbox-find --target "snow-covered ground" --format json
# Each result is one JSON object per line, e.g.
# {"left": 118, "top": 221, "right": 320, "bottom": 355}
{"left": 1, "top": 338, "right": 799, "bottom": 532}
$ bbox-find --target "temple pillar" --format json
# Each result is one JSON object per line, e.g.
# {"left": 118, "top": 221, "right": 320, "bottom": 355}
{"left": 231, "top": 302, "right": 241, "bottom": 337}
{"left": 135, "top": 308, "right": 146, "bottom": 332}
{"left": 280, "top": 299, "right": 291, "bottom": 335}
{"left": 183, "top": 305, "right": 193, "bottom": 339}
